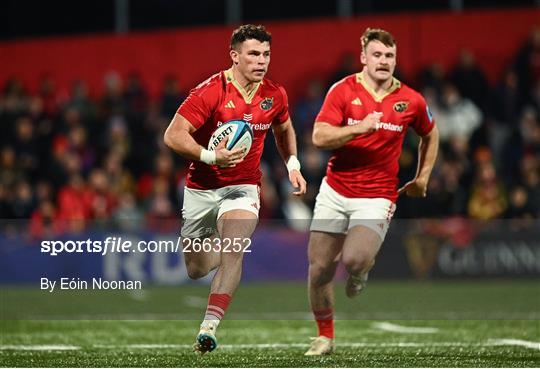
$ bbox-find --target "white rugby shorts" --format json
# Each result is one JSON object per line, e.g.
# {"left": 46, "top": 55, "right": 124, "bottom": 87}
{"left": 181, "top": 184, "right": 260, "bottom": 238}
{"left": 310, "top": 178, "right": 396, "bottom": 241}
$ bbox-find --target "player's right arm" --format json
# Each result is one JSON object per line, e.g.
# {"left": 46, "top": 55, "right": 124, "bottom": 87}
{"left": 312, "top": 113, "right": 380, "bottom": 150}
{"left": 312, "top": 80, "right": 379, "bottom": 150}
{"left": 164, "top": 113, "right": 245, "bottom": 167}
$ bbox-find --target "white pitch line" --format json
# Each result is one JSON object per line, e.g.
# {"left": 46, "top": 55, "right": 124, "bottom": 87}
{"left": 125, "top": 344, "right": 185, "bottom": 349}
{"left": 0, "top": 345, "right": 80, "bottom": 351}
{"left": 488, "top": 339, "right": 540, "bottom": 350}
{"left": 92, "top": 342, "right": 472, "bottom": 350}
{"left": 3, "top": 340, "right": 539, "bottom": 351}
{"left": 372, "top": 321, "right": 439, "bottom": 334}
{"left": 85, "top": 341, "right": 530, "bottom": 349}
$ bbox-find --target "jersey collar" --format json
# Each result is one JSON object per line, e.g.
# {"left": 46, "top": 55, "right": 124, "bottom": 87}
{"left": 356, "top": 71, "right": 401, "bottom": 102}
{"left": 224, "top": 68, "right": 262, "bottom": 104}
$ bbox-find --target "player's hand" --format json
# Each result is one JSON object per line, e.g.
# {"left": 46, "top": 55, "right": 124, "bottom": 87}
{"left": 354, "top": 112, "right": 382, "bottom": 135}
{"left": 398, "top": 178, "right": 428, "bottom": 197}
{"left": 289, "top": 169, "right": 307, "bottom": 196}
{"left": 214, "top": 136, "right": 246, "bottom": 168}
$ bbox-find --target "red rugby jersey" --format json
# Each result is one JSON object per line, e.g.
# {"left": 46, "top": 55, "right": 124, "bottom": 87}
{"left": 315, "top": 72, "right": 435, "bottom": 202}
{"left": 177, "top": 69, "right": 289, "bottom": 190}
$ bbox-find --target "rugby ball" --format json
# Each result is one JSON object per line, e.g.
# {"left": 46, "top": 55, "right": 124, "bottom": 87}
{"left": 207, "top": 120, "right": 253, "bottom": 153}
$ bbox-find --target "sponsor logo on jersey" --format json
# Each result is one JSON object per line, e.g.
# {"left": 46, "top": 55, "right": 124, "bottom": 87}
{"left": 243, "top": 113, "right": 253, "bottom": 122}
{"left": 376, "top": 122, "right": 403, "bottom": 132}
{"left": 260, "top": 97, "right": 274, "bottom": 110}
{"left": 249, "top": 122, "right": 271, "bottom": 130}
{"left": 347, "top": 118, "right": 403, "bottom": 132}
{"left": 225, "top": 100, "right": 235, "bottom": 109}
{"left": 347, "top": 118, "right": 363, "bottom": 126}
{"left": 217, "top": 121, "right": 271, "bottom": 131}
{"left": 393, "top": 101, "right": 409, "bottom": 113}
{"left": 351, "top": 97, "right": 362, "bottom": 106}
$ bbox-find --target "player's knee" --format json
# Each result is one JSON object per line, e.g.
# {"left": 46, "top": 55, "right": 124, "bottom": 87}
{"left": 343, "top": 255, "right": 371, "bottom": 275}
{"left": 186, "top": 263, "right": 210, "bottom": 280}
{"left": 309, "top": 262, "right": 334, "bottom": 286}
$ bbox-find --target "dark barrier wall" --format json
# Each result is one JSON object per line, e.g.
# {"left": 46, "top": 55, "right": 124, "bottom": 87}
{"left": 1, "top": 8, "right": 538, "bottom": 102}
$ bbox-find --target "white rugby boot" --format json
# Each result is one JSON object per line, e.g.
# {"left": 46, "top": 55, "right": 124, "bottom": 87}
{"left": 304, "top": 336, "right": 335, "bottom": 356}
{"left": 193, "top": 321, "right": 218, "bottom": 354}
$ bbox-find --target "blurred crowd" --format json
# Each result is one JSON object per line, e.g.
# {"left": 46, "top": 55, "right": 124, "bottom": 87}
{"left": 1, "top": 29, "right": 539, "bottom": 236}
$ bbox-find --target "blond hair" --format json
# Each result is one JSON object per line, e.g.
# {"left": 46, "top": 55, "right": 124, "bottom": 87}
{"left": 361, "top": 28, "right": 396, "bottom": 51}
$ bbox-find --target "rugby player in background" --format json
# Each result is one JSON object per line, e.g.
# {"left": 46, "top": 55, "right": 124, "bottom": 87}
{"left": 305, "top": 28, "right": 439, "bottom": 355}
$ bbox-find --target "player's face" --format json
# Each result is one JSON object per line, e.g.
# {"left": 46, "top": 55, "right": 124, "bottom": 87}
{"left": 361, "top": 40, "right": 396, "bottom": 83}
{"left": 231, "top": 39, "right": 271, "bottom": 83}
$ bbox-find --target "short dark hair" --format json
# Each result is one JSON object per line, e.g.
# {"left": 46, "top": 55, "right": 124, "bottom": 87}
{"left": 361, "top": 28, "right": 396, "bottom": 51}
{"left": 230, "top": 24, "right": 272, "bottom": 50}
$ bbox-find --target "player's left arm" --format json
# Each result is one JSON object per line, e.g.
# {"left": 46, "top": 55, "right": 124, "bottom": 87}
{"left": 272, "top": 118, "right": 307, "bottom": 196}
{"left": 398, "top": 125, "right": 439, "bottom": 197}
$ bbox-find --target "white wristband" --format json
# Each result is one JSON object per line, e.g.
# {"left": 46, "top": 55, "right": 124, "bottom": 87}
{"left": 286, "top": 155, "right": 301, "bottom": 173}
{"left": 200, "top": 149, "right": 216, "bottom": 165}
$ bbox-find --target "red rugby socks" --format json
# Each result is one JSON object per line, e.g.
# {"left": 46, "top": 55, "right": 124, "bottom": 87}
{"left": 313, "top": 308, "right": 334, "bottom": 339}
{"left": 203, "top": 293, "right": 232, "bottom": 327}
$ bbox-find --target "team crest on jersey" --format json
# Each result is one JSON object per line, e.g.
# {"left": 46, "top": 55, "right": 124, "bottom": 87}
{"left": 260, "top": 97, "right": 274, "bottom": 110}
{"left": 393, "top": 101, "right": 409, "bottom": 113}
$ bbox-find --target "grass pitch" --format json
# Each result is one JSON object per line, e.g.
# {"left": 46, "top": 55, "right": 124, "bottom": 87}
{"left": 1, "top": 280, "right": 539, "bottom": 367}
